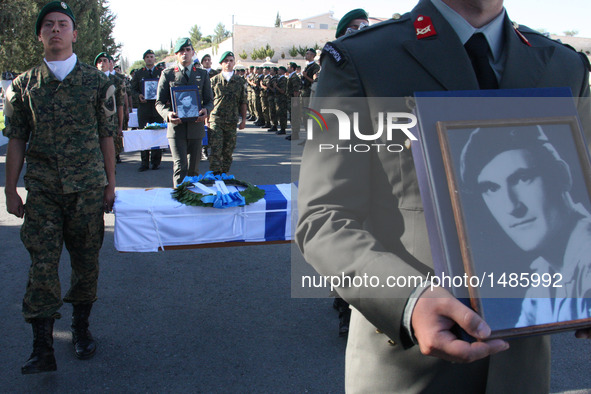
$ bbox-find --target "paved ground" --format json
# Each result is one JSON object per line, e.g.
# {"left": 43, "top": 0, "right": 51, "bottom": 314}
{"left": 0, "top": 121, "right": 590, "bottom": 393}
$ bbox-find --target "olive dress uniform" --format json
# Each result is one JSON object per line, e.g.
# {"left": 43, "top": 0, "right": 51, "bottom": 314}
{"left": 295, "top": 1, "right": 591, "bottom": 392}
{"left": 156, "top": 64, "right": 214, "bottom": 187}
{"left": 131, "top": 66, "right": 164, "bottom": 169}
{"left": 109, "top": 72, "right": 125, "bottom": 159}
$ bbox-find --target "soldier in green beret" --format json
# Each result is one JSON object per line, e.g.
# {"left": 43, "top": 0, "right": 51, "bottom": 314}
{"left": 208, "top": 51, "right": 247, "bottom": 174}
{"left": 274, "top": 65, "right": 289, "bottom": 134}
{"left": 286, "top": 62, "right": 301, "bottom": 140}
{"left": 131, "top": 49, "right": 164, "bottom": 170}
{"left": 301, "top": 48, "right": 320, "bottom": 98}
{"left": 4, "top": 1, "right": 116, "bottom": 374}
{"left": 156, "top": 37, "right": 214, "bottom": 187}
{"left": 335, "top": 8, "right": 369, "bottom": 38}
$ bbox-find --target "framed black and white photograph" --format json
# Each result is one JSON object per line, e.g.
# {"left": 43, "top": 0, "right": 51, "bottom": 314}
{"left": 142, "top": 78, "right": 159, "bottom": 100}
{"left": 171, "top": 85, "right": 201, "bottom": 122}
{"left": 437, "top": 116, "right": 591, "bottom": 338}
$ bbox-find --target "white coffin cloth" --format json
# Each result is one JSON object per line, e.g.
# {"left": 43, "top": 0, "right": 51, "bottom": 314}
{"left": 128, "top": 109, "right": 138, "bottom": 128}
{"left": 123, "top": 128, "right": 168, "bottom": 152}
{"left": 113, "top": 183, "right": 297, "bottom": 252}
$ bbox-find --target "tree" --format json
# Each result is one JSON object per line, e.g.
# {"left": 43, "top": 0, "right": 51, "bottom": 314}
{"left": 189, "top": 25, "right": 202, "bottom": 46}
{"left": 0, "top": 0, "right": 121, "bottom": 72}
{"left": 275, "top": 12, "right": 281, "bottom": 28}
{"left": 563, "top": 30, "right": 579, "bottom": 37}
{"left": 213, "top": 22, "right": 231, "bottom": 44}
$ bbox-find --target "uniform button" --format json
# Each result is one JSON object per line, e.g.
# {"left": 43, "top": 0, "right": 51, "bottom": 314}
{"left": 376, "top": 329, "right": 383, "bottom": 334}
{"left": 392, "top": 13, "right": 401, "bottom": 20}
{"left": 388, "top": 339, "right": 397, "bottom": 346}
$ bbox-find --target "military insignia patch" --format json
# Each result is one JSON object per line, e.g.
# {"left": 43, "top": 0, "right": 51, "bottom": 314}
{"left": 414, "top": 15, "right": 437, "bottom": 39}
{"left": 103, "top": 84, "right": 116, "bottom": 117}
{"left": 322, "top": 43, "right": 345, "bottom": 67}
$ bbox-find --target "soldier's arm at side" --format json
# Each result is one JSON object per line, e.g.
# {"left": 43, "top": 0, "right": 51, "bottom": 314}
{"left": 201, "top": 72, "right": 214, "bottom": 115}
{"left": 99, "top": 137, "right": 116, "bottom": 212}
{"left": 5, "top": 138, "right": 26, "bottom": 218}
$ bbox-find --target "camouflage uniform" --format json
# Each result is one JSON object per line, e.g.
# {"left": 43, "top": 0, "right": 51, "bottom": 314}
{"left": 267, "top": 72, "right": 278, "bottom": 128}
{"left": 246, "top": 72, "right": 256, "bottom": 118}
{"left": 255, "top": 72, "right": 265, "bottom": 124}
{"left": 110, "top": 73, "right": 126, "bottom": 158}
{"left": 3, "top": 60, "right": 116, "bottom": 322}
{"left": 260, "top": 71, "right": 271, "bottom": 126}
{"left": 301, "top": 61, "right": 320, "bottom": 98}
{"left": 209, "top": 72, "right": 247, "bottom": 174}
{"left": 274, "top": 74, "right": 289, "bottom": 131}
{"left": 287, "top": 71, "right": 302, "bottom": 138}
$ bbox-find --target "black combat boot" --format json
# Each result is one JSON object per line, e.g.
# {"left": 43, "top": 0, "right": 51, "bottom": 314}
{"left": 21, "top": 318, "right": 57, "bottom": 374}
{"left": 71, "top": 303, "right": 96, "bottom": 359}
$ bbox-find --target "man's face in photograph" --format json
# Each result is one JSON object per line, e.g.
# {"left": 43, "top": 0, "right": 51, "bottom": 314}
{"left": 477, "top": 148, "right": 563, "bottom": 252}
{"left": 180, "top": 95, "right": 193, "bottom": 107}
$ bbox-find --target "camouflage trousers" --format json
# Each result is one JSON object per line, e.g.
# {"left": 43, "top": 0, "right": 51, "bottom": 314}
{"left": 255, "top": 92, "right": 264, "bottom": 122}
{"left": 275, "top": 95, "right": 288, "bottom": 130}
{"left": 114, "top": 132, "right": 124, "bottom": 157}
{"left": 209, "top": 122, "right": 237, "bottom": 174}
{"left": 267, "top": 95, "right": 277, "bottom": 126}
{"left": 21, "top": 188, "right": 104, "bottom": 322}
{"left": 260, "top": 94, "right": 270, "bottom": 124}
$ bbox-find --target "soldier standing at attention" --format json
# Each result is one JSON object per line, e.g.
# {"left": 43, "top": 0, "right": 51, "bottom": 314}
{"left": 208, "top": 51, "right": 247, "bottom": 174}
{"left": 246, "top": 65, "right": 257, "bottom": 120}
{"left": 131, "top": 49, "right": 164, "bottom": 171}
{"left": 3, "top": 1, "right": 116, "bottom": 374}
{"left": 286, "top": 62, "right": 301, "bottom": 141}
{"left": 156, "top": 38, "right": 213, "bottom": 187}
{"left": 266, "top": 66, "right": 279, "bottom": 132}
{"left": 274, "top": 65, "right": 289, "bottom": 135}
{"left": 301, "top": 48, "right": 320, "bottom": 98}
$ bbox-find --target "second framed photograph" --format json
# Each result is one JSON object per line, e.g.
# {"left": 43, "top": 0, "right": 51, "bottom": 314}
{"left": 142, "top": 78, "right": 159, "bottom": 101}
{"left": 437, "top": 116, "right": 591, "bottom": 338}
{"left": 171, "top": 85, "right": 201, "bottom": 122}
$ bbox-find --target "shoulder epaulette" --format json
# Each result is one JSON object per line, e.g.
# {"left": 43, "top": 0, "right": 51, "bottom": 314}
{"left": 516, "top": 23, "right": 591, "bottom": 71}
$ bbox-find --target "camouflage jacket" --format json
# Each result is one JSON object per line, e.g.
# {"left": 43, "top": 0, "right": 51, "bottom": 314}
{"left": 209, "top": 72, "right": 247, "bottom": 125}
{"left": 275, "top": 75, "right": 288, "bottom": 98}
{"left": 287, "top": 72, "right": 301, "bottom": 97}
{"left": 3, "top": 61, "right": 116, "bottom": 194}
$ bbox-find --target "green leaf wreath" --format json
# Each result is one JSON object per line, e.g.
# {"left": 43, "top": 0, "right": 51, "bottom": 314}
{"left": 172, "top": 179, "right": 265, "bottom": 208}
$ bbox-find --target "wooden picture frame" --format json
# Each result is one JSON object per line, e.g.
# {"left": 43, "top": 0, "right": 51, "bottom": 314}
{"left": 437, "top": 116, "right": 591, "bottom": 338}
{"left": 171, "top": 85, "right": 201, "bottom": 122}
{"left": 142, "top": 78, "right": 159, "bottom": 100}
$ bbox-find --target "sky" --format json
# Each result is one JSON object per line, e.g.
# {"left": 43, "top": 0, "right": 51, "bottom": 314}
{"left": 108, "top": 0, "right": 591, "bottom": 64}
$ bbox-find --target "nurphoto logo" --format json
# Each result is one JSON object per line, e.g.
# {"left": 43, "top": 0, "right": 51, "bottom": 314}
{"left": 305, "top": 108, "right": 418, "bottom": 153}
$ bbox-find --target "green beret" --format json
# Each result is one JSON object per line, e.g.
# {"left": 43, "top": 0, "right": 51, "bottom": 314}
{"left": 288, "top": 62, "right": 298, "bottom": 70}
{"left": 219, "top": 51, "right": 234, "bottom": 63}
{"left": 336, "top": 8, "right": 368, "bottom": 38}
{"left": 94, "top": 52, "right": 109, "bottom": 66}
{"left": 278, "top": 66, "right": 287, "bottom": 72}
{"left": 143, "top": 49, "right": 155, "bottom": 59}
{"left": 36, "top": 1, "right": 76, "bottom": 35}
{"left": 174, "top": 37, "right": 192, "bottom": 53}
{"left": 201, "top": 54, "right": 211, "bottom": 63}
